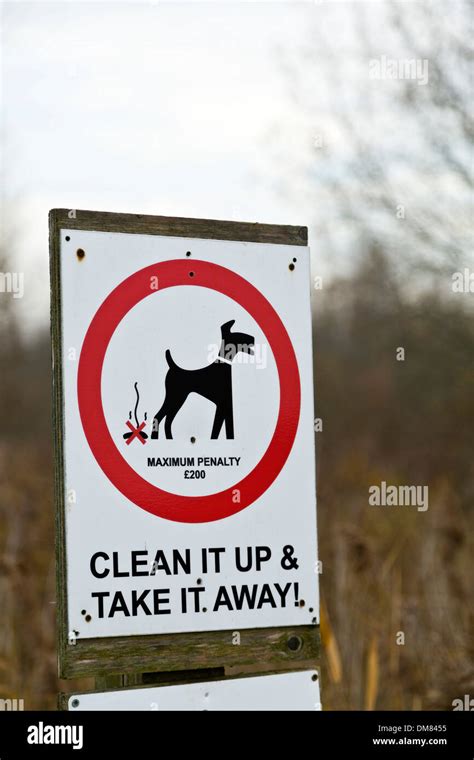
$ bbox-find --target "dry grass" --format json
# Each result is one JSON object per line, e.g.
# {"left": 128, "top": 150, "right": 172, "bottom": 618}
{"left": 318, "top": 481, "right": 473, "bottom": 710}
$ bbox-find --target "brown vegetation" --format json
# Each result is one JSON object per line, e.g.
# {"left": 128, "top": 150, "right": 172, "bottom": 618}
{"left": 0, "top": 245, "right": 472, "bottom": 709}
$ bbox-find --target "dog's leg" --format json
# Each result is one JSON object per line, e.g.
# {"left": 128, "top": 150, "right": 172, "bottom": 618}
{"left": 150, "top": 403, "right": 166, "bottom": 440}
{"left": 163, "top": 398, "right": 186, "bottom": 440}
{"left": 224, "top": 397, "right": 234, "bottom": 439}
{"left": 224, "top": 413, "right": 234, "bottom": 439}
{"left": 210, "top": 406, "right": 225, "bottom": 439}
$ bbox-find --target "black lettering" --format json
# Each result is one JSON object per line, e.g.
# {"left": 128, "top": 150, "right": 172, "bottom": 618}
{"left": 235, "top": 546, "right": 252, "bottom": 572}
{"left": 173, "top": 549, "right": 191, "bottom": 575}
{"left": 274, "top": 582, "right": 292, "bottom": 607}
{"left": 91, "top": 591, "right": 109, "bottom": 618}
{"left": 187, "top": 586, "right": 205, "bottom": 612}
{"left": 109, "top": 591, "right": 130, "bottom": 617}
{"left": 131, "top": 589, "right": 151, "bottom": 615}
{"left": 131, "top": 550, "right": 149, "bottom": 577}
{"left": 150, "top": 550, "right": 171, "bottom": 575}
{"left": 257, "top": 584, "right": 277, "bottom": 608}
{"left": 153, "top": 588, "right": 171, "bottom": 615}
{"left": 213, "top": 585, "right": 233, "bottom": 611}
{"left": 231, "top": 584, "right": 258, "bottom": 610}
{"left": 256, "top": 546, "right": 271, "bottom": 570}
{"left": 112, "top": 552, "right": 129, "bottom": 577}
{"left": 208, "top": 547, "right": 225, "bottom": 572}
{"left": 90, "top": 552, "right": 109, "bottom": 579}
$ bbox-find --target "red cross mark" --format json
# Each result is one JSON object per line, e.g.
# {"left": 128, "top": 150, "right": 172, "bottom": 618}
{"left": 124, "top": 420, "right": 147, "bottom": 445}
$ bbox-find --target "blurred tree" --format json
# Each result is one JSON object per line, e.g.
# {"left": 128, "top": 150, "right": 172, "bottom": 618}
{"left": 273, "top": 0, "right": 474, "bottom": 708}
{"left": 279, "top": 0, "right": 473, "bottom": 278}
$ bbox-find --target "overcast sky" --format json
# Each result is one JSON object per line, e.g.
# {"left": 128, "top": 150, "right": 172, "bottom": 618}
{"left": 3, "top": 1, "right": 462, "bottom": 335}
{"left": 1, "top": 1, "right": 317, "bottom": 334}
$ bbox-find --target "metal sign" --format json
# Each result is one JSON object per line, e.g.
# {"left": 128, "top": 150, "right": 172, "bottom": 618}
{"left": 67, "top": 671, "right": 321, "bottom": 711}
{"left": 50, "top": 209, "right": 319, "bottom": 677}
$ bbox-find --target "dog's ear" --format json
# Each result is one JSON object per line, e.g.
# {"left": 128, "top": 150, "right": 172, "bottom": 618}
{"left": 221, "top": 320, "right": 235, "bottom": 335}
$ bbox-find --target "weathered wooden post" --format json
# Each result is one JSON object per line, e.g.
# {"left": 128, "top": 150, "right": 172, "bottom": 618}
{"left": 50, "top": 209, "right": 320, "bottom": 709}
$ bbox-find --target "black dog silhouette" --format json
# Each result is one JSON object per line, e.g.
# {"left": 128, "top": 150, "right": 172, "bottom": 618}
{"left": 151, "top": 320, "right": 255, "bottom": 440}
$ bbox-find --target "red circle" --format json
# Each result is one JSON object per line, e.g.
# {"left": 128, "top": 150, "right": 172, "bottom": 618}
{"left": 77, "top": 260, "right": 300, "bottom": 523}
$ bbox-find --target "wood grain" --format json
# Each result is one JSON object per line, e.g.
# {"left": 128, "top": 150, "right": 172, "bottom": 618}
{"left": 60, "top": 625, "right": 320, "bottom": 679}
{"left": 49, "top": 208, "right": 307, "bottom": 245}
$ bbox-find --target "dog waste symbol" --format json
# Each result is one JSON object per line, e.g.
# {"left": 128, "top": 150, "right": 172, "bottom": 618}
{"left": 123, "top": 382, "right": 148, "bottom": 445}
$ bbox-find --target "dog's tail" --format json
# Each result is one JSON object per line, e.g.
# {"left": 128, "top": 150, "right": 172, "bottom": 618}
{"left": 165, "top": 349, "right": 177, "bottom": 369}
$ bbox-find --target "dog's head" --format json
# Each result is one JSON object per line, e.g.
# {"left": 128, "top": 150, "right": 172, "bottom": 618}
{"left": 221, "top": 320, "right": 255, "bottom": 361}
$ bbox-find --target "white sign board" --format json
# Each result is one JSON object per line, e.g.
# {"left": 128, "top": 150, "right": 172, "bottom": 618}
{"left": 60, "top": 225, "right": 318, "bottom": 639}
{"left": 68, "top": 671, "right": 321, "bottom": 711}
